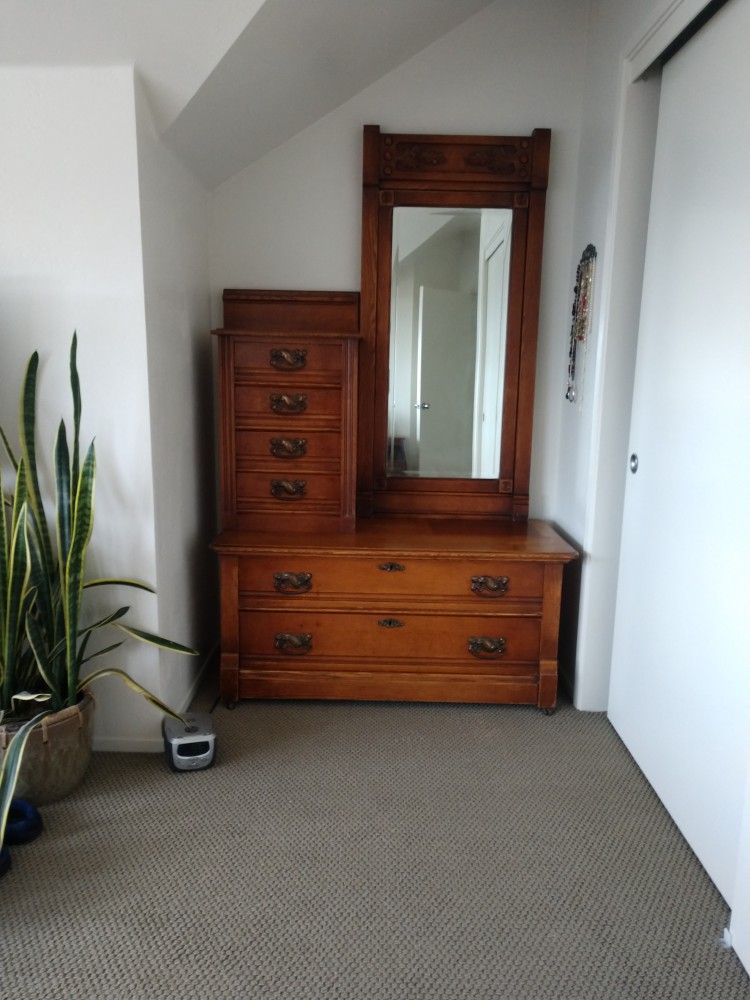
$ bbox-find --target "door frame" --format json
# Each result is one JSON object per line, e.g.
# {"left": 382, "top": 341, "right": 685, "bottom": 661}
{"left": 579, "top": 0, "right": 747, "bottom": 970}
{"left": 575, "top": 0, "right": 724, "bottom": 713}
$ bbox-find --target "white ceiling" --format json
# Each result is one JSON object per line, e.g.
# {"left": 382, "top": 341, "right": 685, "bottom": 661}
{"left": 1, "top": 0, "right": 497, "bottom": 187}
{"left": 0, "top": 0, "right": 267, "bottom": 131}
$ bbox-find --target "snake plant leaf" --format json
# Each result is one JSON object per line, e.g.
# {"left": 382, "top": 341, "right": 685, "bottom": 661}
{"left": 33, "top": 606, "right": 131, "bottom": 669}
{"left": 83, "top": 578, "right": 155, "bottom": 593}
{"left": 80, "top": 606, "right": 130, "bottom": 634}
{"left": 25, "top": 613, "right": 62, "bottom": 706}
{"left": 76, "top": 667, "right": 185, "bottom": 724}
{"left": 70, "top": 332, "right": 82, "bottom": 498}
{"left": 2, "top": 506, "right": 31, "bottom": 708}
{"left": 0, "top": 465, "right": 7, "bottom": 642}
{"left": 55, "top": 420, "right": 72, "bottom": 569}
{"left": 24, "top": 505, "right": 55, "bottom": 652}
{"left": 0, "top": 710, "right": 52, "bottom": 842}
{"left": 78, "top": 641, "right": 124, "bottom": 666}
{"left": 19, "top": 352, "right": 54, "bottom": 578}
{"left": 76, "top": 608, "right": 130, "bottom": 672}
{"left": 10, "top": 690, "right": 52, "bottom": 709}
{"left": 112, "top": 622, "right": 198, "bottom": 656}
{"left": 64, "top": 441, "right": 96, "bottom": 702}
{"left": 0, "top": 425, "right": 18, "bottom": 472}
{"left": 10, "top": 460, "right": 27, "bottom": 527}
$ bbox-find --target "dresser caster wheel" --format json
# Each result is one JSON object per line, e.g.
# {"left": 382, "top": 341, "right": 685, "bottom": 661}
{"left": 223, "top": 698, "right": 237, "bottom": 710}
{"left": 541, "top": 706, "right": 556, "bottom": 716}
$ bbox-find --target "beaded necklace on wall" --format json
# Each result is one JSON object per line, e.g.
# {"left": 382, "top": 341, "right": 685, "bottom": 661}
{"left": 566, "top": 244, "right": 597, "bottom": 404}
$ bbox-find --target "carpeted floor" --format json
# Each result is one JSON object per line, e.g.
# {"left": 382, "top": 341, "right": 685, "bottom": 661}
{"left": 2, "top": 694, "right": 749, "bottom": 1000}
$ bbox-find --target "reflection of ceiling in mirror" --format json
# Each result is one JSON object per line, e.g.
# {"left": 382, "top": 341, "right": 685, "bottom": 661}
{"left": 393, "top": 208, "right": 481, "bottom": 264}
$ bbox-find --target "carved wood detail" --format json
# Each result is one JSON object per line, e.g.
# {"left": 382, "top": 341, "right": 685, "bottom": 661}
{"left": 378, "top": 134, "right": 536, "bottom": 185}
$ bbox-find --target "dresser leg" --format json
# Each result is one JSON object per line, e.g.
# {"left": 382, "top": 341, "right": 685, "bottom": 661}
{"left": 541, "top": 706, "right": 556, "bottom": 716}
{"left": 219, "top": 652, "right": 239, "bottom": 710}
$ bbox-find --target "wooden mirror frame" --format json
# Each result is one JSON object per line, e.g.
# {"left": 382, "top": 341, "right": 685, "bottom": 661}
{"left": 357, "top": 125, "right": 550, "bottom": 520}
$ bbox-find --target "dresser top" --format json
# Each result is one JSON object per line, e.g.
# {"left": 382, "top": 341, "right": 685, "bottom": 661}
{"left": 213, "top": 517, "right": 577, "bottom": 562}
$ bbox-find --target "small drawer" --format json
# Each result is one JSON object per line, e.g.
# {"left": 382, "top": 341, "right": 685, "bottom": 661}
{"left": 236, "top": 471, "right": 341, "bottom": 505}
{"left": 239, "top": 611, "right": 541, "bottom": 663}
{"left": 235, "top": 385, "right": 340, "bottom": 419}
{"left": 234, "top": 340, "right": 343, "bottom": 374}
{"left": 236, "top": 428, "right": 341, "bottom": 466}
{"left": 238, "top": 554, "right": 544, "bottom": 601}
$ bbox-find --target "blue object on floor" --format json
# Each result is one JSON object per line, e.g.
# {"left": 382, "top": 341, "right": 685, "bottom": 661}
{"left": 0, "top": 845, "right": 10, "bottom": 878}
{"left": 4, "top": 798, "right": 43, "bottom": 846}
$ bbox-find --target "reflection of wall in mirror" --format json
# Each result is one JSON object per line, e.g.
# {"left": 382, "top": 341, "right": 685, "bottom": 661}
{"left": 389, "top": 247, "right": 417, "bottom": 470}
{"left": 389, "top": 214, "right": 478, "bottom": 475}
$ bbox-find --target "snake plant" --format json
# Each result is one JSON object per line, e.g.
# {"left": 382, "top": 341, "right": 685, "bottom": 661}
{"left": 0, "top": 335, "right": 196, "bottom": 723}
{"left": 0, "top": 711, "right": 50, "bottom": 848}
{"left": 0, "top": 463, "right": 41, "bottom": 718}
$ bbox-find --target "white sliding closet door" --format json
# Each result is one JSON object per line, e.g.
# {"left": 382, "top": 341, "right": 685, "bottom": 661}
{"left": 608, "top": 0, "right": 750, "bottom": 904}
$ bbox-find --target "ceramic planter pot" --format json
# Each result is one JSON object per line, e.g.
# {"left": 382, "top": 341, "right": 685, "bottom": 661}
{"left": 0, "top": 690, "right": 94, "bottom": 806}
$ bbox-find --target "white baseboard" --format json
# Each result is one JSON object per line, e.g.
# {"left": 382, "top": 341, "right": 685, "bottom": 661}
{"left": 92, "top": 641, "right": 218, "bottom": 754}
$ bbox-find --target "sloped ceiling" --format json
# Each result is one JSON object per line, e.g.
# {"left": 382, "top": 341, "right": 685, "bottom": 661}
{"left": 0, "top": 0, "right": 266, "bottom": 131}
{"left": 162, "top": 0, "right": 497, "bottom": 188}
{"left": 1, "top": 0, "right": 497, "bottom": 188}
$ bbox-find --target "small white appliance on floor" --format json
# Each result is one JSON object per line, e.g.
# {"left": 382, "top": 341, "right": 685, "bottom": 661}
{"left": 163, "top": 713, "right": 216, "bottom": 771}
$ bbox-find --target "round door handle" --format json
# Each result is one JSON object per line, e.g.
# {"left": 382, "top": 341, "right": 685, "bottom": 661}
{"left": 413, "top": 402, "right": 431, "bottom": 409}
{"left": 629, "top": 453, "right": 639, "bottom": 473}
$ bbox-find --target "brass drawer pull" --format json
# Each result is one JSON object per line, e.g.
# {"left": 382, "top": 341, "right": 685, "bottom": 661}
{"left": 274, "top": 632, "right": 312, "bottom": 654}
{"left": 378, "top": 562, "right": 405, "bottom": 572}
{"left": 273, "top": 572, "right": 313, "bottom": 594}
{"left": 468, "top": 636, "right": 507, "bottom": 658}
{"left": 270, "top": 479, "right": 307, "bottom": 500}
{"left": 270, "top": 437, "right": 307, "bottom": 459}
{"left": 378, "top": 618, "right": 405, "bottom": 628}
{"left": 471, "top": 575, "right": 510, "bottom": 597}
{"left": 270, "top": 393, "right": 307, "bottom": 414}
{"left": 270, "top": 348, "right": 307, "bottom": 371}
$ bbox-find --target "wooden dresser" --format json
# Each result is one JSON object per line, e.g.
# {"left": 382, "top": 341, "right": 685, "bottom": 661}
{"left": 216, "top": 289, "right": 359, "bottom": 534}
{"left": 212, "top": 127, "right": 578, "bottom": 712}
{"left": 214, "top": 518, "right": 575, "bottom": 709}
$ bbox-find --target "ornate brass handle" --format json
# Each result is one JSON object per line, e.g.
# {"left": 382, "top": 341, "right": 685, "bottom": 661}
{"left": 274, "top": 632, "right": 312, "bottom": 654}
{"left": 270, "top": 393, "right": 308, "bottom": 414}
{"left": 378, "top": 618, "right": 404, "bottom": 628}
{"left": 468, "top": 636, "right": 507, "bottom": 658}
{"left": 273, "top": 572, "right": 313, "bottom": 594}
{"left": 378, "top": 562, "right": 405, "bottom": 572}
{"left": 270, "top": 348, "right": 307, "bottom": 371}
{"left": 470, "top": 575, "right": 510, "bottom": 597}
{"left": 270, "top": 437, "right": 307, "bottom": 459}
{"left": 270, "top": 479, "right": 307, "bottom": 500}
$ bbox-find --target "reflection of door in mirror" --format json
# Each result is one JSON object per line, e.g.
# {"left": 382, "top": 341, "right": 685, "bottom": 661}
{"left": 387, "top": 207, "right": 512, "bottom": 479}
{"left": 473, "top": 213, "right": 512, "bottom": 477}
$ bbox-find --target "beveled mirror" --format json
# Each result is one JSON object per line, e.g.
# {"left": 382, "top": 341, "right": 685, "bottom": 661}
{"left": 357, "top": 125, "right": 550, "bottom": 519}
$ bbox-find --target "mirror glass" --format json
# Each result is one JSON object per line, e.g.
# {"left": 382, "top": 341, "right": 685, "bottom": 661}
{"left": 386, "top": 206, "right": 513, "bottom": 478}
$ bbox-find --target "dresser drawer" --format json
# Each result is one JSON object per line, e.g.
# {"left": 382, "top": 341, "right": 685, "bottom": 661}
{"left": 236, "top": 428, "right": 341, "bottom": 466}
{"left": 235, "top": 385, "right": 340, "bottom": 420}
{"left": 238, "top": 554, "right": 544, "bottom": 601}
{"left": 239, "top": 610, "right": 540, "bottom": 663}
{"left": 234, "top": 339, "right": 344, "bottom": 374}
{"left": 237, "top": 471, "right": 341, "bottom": 505}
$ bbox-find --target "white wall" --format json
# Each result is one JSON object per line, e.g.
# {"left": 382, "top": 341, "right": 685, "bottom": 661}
{"left": 134, "top": 78, "right": 215, "bottom": 714}
{"left": 209, "top": 0, "right": 590, "bottom": 520}
{"left": 0, "top": 66, "right": 162, "bottom": 748}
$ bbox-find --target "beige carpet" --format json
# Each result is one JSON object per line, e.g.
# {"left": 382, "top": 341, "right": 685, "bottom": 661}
{"left": 1, "top": 695, "right": 749, "bottom": 1000}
